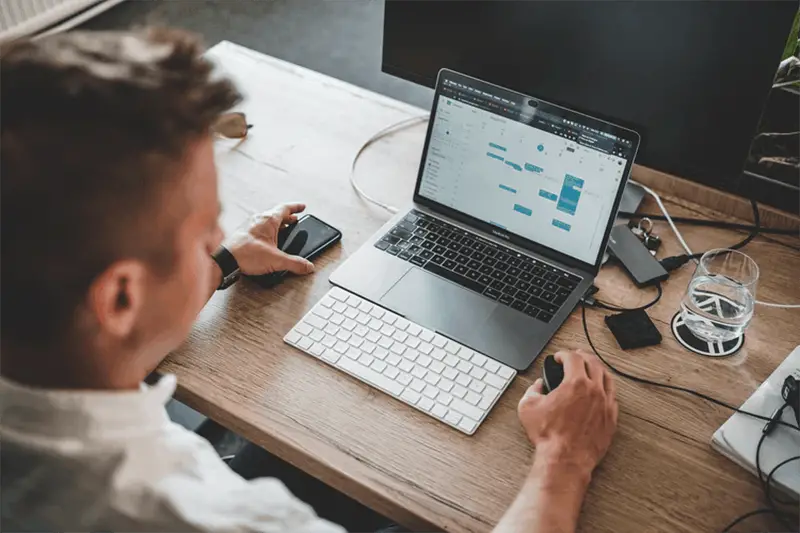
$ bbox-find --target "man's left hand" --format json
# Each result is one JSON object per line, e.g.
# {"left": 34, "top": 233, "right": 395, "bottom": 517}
{"left": 225, "top": 203, "right": 315, "bottom": 276}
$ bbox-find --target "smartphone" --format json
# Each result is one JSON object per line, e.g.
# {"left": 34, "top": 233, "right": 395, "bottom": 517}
{"left": 247, "top": 214, "right": 342, "bottom": 288}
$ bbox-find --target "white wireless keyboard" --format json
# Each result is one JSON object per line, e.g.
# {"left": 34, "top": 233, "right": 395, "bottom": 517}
{"left": 284, "top": 287, "right": 516, "bottom": 435}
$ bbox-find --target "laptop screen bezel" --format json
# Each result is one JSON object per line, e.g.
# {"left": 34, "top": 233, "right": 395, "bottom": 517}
{"left": 412, "top": 68, "right": 641, "bottom": 275}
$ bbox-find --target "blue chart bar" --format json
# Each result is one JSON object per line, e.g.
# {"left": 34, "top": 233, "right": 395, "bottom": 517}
{"left": 489, "top": 142, "right": 507, "bottom": 152}
{"left": 524, "top": 163, "right": 544, "bottom": 173}
{"left": 557, "top": 174, "right": 584, "bottom": 216}
{"left": 487, "top": 152, "right": 505, "bottom": 161}
{"left": 505, "top": 161, "right": 522, "bottom": 171}
{"left": 499, "top": 184, "right": 517, "bottom": 194}
{"left": 513, "top": 204, "right": 533, "bottom": 216}
{"left": 490, "top": 221, "right": 506, "bottom": 229}
{"left": 552, "top": 219, "right": 571, "bottom": 232}
{"left": 538, "top": 189, "right": 557, "bottom": 201}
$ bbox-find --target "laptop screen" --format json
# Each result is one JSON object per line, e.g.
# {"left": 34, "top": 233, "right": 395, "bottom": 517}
{"left": 416, "top": 71, "right": 639, "bottom": 267}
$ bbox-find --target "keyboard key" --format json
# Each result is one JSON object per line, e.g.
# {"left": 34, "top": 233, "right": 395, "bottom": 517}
{"left": 405, "top": 336, "right": 421, "bottom": 349}
{"left": 419, "top": 328, "right": 435, "bottom": 342}
{"left": 484, "top": 359, "right": 500, "bottom": 373}
{"left": 538, "top": 311, "right": 553, "bottom": 323}
{"left": 347, "top": 336, "right": 363, "bottom": 348}
{"left": 444, "top": 411, "right": 462, "bottom": 426}
{"left": 369, "top": 306, "right": 385, "bottom": 319}
{"left": 397, "top": 372, "right": 412, "bottom": 386}
{"left": 393, "top": 330, "right": 409, "bottom": 343}
{"left": 419, "top": 342, "right": 434, "bottom": 355}
{"left": 451, "top": 398, "right": 483, "bottom": 421}
{"left": 419, "top": 397, "right": 435, "bottom": 412}
{"left": 452, "top": 385, "right": 468, "bottom": 398}
{"left": 411, "top": 378, "right": 426, "bottom": 392}
{"left": 423, "top": 384, "right": 440, "bottom": 398}
{"left": 430, "top": 361, "right": 445, "bottom": 374}
{"left": 511, "top": 300, "right": 526, "bottom": 311}
{"left": 469, "top": 380, "right": 486, "bottom": 394}
{"left": 484, "top": 373, "right": 506, "bottom": 390}
{"left": 417, "top": 354, "right": 432, "bottom": 367}
{"left": 484, "top": 288, "right": 501, "bottom": 300}
{"left": 499, "top": 294, "right": 514, "bottom": 306}
{"left": 390, "top": 343, "right": 407, "bottom": 355}
{"left": 313, "top": 306, "right": 333, "bottom": 320}
{"left": 454, "top": 265, "right": 469, "bottom": 276}
{"left": 458, "top": 418, "right": 477, "bottom": 434}
{"left": 401, "top": 389, "right": 421, "bottom": 405}
{"left": 471, "top": 352, "right": 488, "bottom": 367}
{"left": 387, "top": 353, "right": 402, "bottom": 367}
{"left": 285, "top": 330, "right": 302, "bottom": 345}
{"left": 443, "top": 366, "right": 458, "bottom": 380}
{"left": 411, "top": 366, "right": 427, "bottom": 379}
{"left": 445, "top": 341, "right": 461, "bottom": 355}
{"left": 469, "top": 366, "right": 487, "bottom": 380}
{"left": 383, "top": 365, "right": 400, "bottom": 379}
{"left": 359, "top": 353, "right": 375, "bottom": 367}
{"left": 374, "top": 347, "right": 389, "bottom": 360}
{"left": 432, "top": 404, "right": 448, "bottom": 418}
{"left": 455, "top": 372, "right": 472, "bottom": 387}
{"left": 456, "top": 360, "right": 473, "bottom": 373}
{"left": 319, "top": 346, "right": 342, "bottom": 363}
{"left": 444, "top": 354, "right": 459, "bottom": 367}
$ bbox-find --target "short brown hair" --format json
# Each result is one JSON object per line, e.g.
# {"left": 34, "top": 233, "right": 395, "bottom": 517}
{"left": 1, "top": 28, "right": 240, "bottom": 346}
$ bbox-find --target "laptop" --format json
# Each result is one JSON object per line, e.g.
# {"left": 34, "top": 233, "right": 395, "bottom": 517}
{"left": 331, "top": 69, "right": 640, "bottom": 370}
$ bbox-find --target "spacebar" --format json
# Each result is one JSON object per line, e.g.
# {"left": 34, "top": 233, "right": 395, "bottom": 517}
{"left": 423, "top": 262, "right": 486, "bottom": 294}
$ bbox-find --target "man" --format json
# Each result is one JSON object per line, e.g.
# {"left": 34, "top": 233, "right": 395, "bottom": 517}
{"left": 0, "top": 28, "right": 618, "bottom": 532}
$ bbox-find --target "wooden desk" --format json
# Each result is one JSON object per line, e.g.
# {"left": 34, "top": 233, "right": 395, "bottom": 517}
{"left": 162, "top": 41, "right": 800, "bottom": 533}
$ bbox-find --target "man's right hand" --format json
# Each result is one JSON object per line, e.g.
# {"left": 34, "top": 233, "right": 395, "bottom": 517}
{"left": 518, "top": 349, "right": 619, "bottom": 484}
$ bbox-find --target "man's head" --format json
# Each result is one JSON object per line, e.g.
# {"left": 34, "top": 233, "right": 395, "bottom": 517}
{"left": 1, "top": 28, "right": 240, "bottom": 388}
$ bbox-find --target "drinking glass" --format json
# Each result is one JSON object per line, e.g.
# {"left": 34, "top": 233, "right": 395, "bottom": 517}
{"left": 680, "top": 249, "right": 758, "bottom": 343}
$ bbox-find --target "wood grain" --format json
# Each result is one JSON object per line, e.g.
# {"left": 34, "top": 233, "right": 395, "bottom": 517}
{"left": 160, "top": 41, "right": 800, "bottom": 533}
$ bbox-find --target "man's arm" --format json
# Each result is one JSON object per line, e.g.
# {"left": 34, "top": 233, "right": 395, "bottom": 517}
{"left": 493, "top": 350, "right": 618, "bottom": 533}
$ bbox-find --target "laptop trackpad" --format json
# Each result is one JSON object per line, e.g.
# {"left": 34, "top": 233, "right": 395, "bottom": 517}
{"left": 380, "top": 268, "right": 495, "bottom": 340}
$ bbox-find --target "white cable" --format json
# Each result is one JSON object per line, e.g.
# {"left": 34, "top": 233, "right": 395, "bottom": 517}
{"left": 628, "top": 179, "right": 696, "bottom": 260}
{"left": 755, "top": 300, "right": 800, "bottom": 309}
{"left": 349, "top": 114, "right": 429, "bottom": 214}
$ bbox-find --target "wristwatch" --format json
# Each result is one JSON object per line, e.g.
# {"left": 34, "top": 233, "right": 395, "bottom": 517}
{"left": 212, "top": 245, "right": 240, "bottom": 290}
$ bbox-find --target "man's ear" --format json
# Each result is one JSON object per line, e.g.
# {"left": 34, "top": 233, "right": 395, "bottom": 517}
{"left": 87, "top": 260, "right": 147, "bottom": 338}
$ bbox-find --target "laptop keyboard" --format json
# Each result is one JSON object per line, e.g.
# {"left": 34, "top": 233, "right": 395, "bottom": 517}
{"left": 373, "top": 210, "right": 582, "bottom": 323}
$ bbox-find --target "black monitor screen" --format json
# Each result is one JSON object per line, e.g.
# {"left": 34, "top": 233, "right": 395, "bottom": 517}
{"left": 382, "top": 1, "right": 795, "bottom": 194}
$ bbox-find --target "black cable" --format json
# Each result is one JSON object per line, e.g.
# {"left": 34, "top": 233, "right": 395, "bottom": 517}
{"left": 660, "top": 199, "right": 763, "bottom": 272}
{"left": 720, "top": 508, "right": 785, "bottom": 533}
{"left": 619, "top": 212, "right": 797, "bottom": 236}
{"left": 593, "top": 283, "right": 662, "bottom": 313}
{"left": 686, "top": 199, "right": 760, "bottom": 260}
{"left": 580, "top": 302, "right": 800, "bottom": 432}
{"left": 765, "top": 455, "right": 800, "bottom": 508}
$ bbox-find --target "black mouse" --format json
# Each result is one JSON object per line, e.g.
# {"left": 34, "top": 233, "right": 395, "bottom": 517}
{"left": 542, "top": 355, "right": 564, "bottom": 393}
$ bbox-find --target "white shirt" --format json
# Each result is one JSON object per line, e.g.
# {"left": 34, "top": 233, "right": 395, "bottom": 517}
{"left": 0, "top": 373, "right": 344, "bottom": 532}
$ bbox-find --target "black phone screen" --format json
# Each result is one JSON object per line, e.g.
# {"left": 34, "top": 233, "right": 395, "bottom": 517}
{"left": 277, "top": 215, "right": 340, "bottom": 259}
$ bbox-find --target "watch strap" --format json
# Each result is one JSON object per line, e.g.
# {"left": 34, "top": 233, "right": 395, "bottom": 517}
{"left": 212, "top": 245, "right": 240, "bottom": 290}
